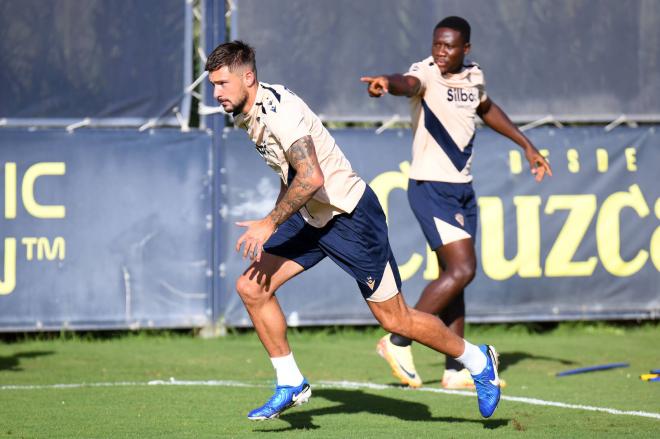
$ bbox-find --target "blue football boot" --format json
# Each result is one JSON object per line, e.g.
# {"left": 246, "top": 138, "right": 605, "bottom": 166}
{"left": 471, "top": 345, "right": 501, "bottom": 418}
{"left": 247, "top": 379, "right": 311, "bottom": 420}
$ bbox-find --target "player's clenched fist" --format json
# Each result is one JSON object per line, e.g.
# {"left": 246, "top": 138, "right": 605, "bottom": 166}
{"left": 360, "top": 76, "right": 389, "bottom": 97}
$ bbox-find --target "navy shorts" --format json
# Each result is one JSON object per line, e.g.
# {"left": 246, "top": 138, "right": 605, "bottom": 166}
{"left": 264, "top": 185, "right": 402, "bottom": 301}
{"left": 407, "top": 179, "right": 477, "bottom": 251}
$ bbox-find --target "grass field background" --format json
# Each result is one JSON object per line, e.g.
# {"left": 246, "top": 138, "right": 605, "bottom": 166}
{"left": 1, "top": 323, "right": 659, "bottom": 438}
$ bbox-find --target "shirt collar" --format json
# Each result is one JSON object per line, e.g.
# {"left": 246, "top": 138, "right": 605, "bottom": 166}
{"left": 235, "top": 83, "right": 264, "bottom": 127}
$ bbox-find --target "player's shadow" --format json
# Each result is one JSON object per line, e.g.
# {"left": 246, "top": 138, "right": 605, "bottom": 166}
{"left": 498, "top": 351, "right": 577, "bottom": 373}
{"left": 423, "top": 351, "right": 576, "bottom": 385}
{"left": 0, "top": 350, "right": 53, "bottom": 371}
{"left": 254, "top": 388, "right": 509, "bottom": 432}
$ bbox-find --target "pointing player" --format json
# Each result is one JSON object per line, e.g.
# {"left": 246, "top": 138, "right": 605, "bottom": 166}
{"left": 207, "top": 40, "right": 501, "bottom": 420}
{"left": 361, "top": 16, "right": 551, "bottom": 390}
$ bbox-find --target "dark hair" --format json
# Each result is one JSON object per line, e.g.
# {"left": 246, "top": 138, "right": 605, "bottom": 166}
{"left": 434, "top": 16, "right": 471, "bottom": 43}
{"left": 205, "top": 40, "right": 257, "bottom": 76}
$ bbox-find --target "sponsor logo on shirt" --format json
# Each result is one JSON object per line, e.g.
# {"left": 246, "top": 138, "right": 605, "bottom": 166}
{"left": 447, "top": 88, "right": 478, "bottom": 103}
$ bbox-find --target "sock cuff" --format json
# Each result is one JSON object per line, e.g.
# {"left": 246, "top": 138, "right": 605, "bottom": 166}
{"left": 455, "top": 341, "right": 487, "bottom": 375}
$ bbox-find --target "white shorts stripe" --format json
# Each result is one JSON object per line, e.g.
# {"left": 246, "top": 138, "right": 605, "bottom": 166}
{"left": 366, "top": 261, "right": 399, "bottom": 302}
{"left": 434, "top": 216, "right": 471, "bottom": 245}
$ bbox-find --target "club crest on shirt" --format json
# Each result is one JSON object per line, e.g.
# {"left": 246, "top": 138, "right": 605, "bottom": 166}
{"left": 264, "top": 97, "right": 277, "bottom": 113}
{"left": 455, "top": 213, "right": 465, "bottom": 227}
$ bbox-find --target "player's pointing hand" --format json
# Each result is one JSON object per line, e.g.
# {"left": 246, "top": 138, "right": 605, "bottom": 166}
{"left": 360, "top": 76, "right": 389, "bottom": 97}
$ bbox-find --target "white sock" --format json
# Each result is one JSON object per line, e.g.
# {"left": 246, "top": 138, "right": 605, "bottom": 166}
{"left": 455, "top": 341, "right": 487, "bottom": 375}
{"left": 270, "top": 352, "right": 305, "bottom": 386}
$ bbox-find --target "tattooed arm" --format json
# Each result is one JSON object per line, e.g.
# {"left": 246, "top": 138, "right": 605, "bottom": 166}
{"left": 275, "top": 179, "right": 286, "bottom": 205}
{"left": 235, "top": 135, "right": 324, "bottom": 261}
{"left": 268, "top": 135, "right": 324, "bottom": 226}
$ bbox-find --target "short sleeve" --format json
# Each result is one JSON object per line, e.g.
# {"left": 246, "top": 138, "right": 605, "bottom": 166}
{"left": 478, "top": 83, "right": 488, "bottom": 103}
{"left": 404, "top": 61, "right": 428, "bottom": 92}
{"left": 264, "top": 97, "right": 309, "bottom": 152}
{"left": 475, "top": 67, "right": 487, "bottom": 102}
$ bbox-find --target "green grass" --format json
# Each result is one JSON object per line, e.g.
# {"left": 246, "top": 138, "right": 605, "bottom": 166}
{"left": 1, "top": 323, "right": 659, "bottom": 438}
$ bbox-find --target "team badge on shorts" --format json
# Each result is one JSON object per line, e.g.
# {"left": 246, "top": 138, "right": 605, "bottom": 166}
{"left": 455, "top": 213, "right": 465, "bottom": 227}
{"left": 366, "top": 276, "right": 376, "bottom": 290}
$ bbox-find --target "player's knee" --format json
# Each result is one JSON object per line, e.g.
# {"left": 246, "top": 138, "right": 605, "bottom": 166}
{"left": 378, "top": 310, "right": 412, "bottom": 337}
{"left": 446, "top": 264, "right": 475, "bottom": 288}
{"left": 458, "top": 265, "right": 476, "bottom": 286}
{"left": 235, "top": 275, "right": 266, "bottom": 305}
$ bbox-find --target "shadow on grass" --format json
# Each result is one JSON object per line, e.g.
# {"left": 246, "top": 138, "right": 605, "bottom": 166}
{"left": 498, "top": 351, "right": 577, "bottom": 373}
{"left": 0, "top": 351, "right": 54, "bottom": 371}
{"left": 254, "top": 388, "right": 509, "bottom": 432}
{"left": 423, "top": 351, "right": 577, "bottom": 385}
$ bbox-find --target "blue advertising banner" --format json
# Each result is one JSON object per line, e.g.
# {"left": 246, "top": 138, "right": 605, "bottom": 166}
{"left": 1, "top": 125, "right": 657, "bottom": 330}
{"left": 219, "top": 126, "right": 659, "bottom": 326}
{"left": 0, "top": 129, "right": 213, "bottom": 331}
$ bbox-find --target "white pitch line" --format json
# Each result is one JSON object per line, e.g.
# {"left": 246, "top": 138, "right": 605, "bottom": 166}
{"left": 397, "top": 384, "right": 660, "bottom": 420}
{"left": 0, "top": 378, "right": 261, "bottom": 391}
{"left": 1, "top": 378, "right": 659, "bottom": 420}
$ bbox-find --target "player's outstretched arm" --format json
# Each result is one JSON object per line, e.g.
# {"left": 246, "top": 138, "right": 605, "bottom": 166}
{"left": 360, "top": 74, "right": 421, "bottom": 98}
{"left": 235, "top": 135, "right": 324, "bottom": 261}
{"left": 477, "top": 97, "right": 553, "bottom": 182}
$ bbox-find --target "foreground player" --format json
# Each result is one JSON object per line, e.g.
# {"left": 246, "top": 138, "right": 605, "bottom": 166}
{"left": 361, "top": 16, "right": 551, "bottom": 389}
{"left": 206, "top": 40, "right": 500, "bottom": 420}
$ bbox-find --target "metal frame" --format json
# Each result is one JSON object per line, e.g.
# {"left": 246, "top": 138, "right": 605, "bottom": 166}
{"left": 202, "top": 0, "right": 227, "bottom": 330}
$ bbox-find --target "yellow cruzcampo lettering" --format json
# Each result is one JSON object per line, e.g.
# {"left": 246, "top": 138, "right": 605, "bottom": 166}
{"left": 370, "top": 161, "right": 422, "bottom": 281}
{"left": 5, "top": 162, "right": 17, "bottom": 219}
{"left": 22, "top": 162, "right": 66, "bottom": 218}
{"left": 0, "top": 238, "right": 17, "bottom": 295}
{"left": 479, "top": 196, "right": 542, "bottom": 280}
{"left": 38, "top": 237, "right": 66, "bottom": 261}
{"left": 539, "top": 149, "right": 550, "bottom": 159}
{"left": 21, "top": 237, "right": 38, "bottom": 261}
{"left": 544, "top": 195, "right": 598, "bottom": 277}
{"left": 649, "top": 198, "right": 660, "bottom": 271}
{"left": 370, "top": 161, "right": 410, "bottom": 220}
{"left": 624, "top": 147, "right": 637, "bottom": 172}
{"left": 596, "top": 148, "right": 609, "bottom": 173}
{"left": 423, "top": 243, "right": 440, "bottom": 280}
{"left": 567, "top": 149, "right": 580, "bottom": 173}
{"left": 509, "top": 150, "right": 522, "bottom": 175}
{"left": 596, "top": 184, "right": 649, "bottom": 276}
